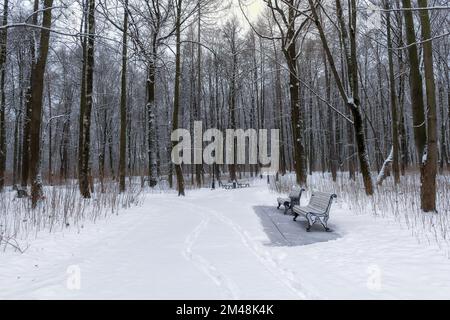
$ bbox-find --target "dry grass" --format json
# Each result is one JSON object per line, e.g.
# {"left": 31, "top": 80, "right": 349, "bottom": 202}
{"left": 0, "top": 180, "right": 144, "bottom": 252}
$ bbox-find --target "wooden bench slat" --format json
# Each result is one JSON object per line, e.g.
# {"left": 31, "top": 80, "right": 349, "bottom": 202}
{"left": 292, "top": 191, "right": 337, "bottom": 232}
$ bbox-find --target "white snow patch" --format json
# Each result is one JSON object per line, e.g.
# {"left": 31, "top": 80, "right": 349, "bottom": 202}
{"left": 1, "top": 179, "right": 450, "bottom": 299}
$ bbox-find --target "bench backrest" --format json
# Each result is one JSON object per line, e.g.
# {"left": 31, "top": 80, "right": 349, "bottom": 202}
{"left": 288, "top": 188, "right": 305, "bottom": 206}
{"left": 308, "top": 191, "right": 337, "bottom": 214}
{"left": 289, "top": 188, "right": 305, "bottom": 199}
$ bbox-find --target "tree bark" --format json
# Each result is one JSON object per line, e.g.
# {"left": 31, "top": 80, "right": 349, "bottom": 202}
{"left": 273, "top": 39, "right": 286, "bottom": 175}
{"left": 47, "top": 81, "right": 52, "bottom": 185}
{"left": 119, "top": 0, "right": 128, "bottom": 192}
{"left": 29, "top": 0, "right": 54, "bottom": 208}
{"left": 172, "top": 0, "right": 185, "bottom": 196}
{"left": 21, "top": 0, "right": 40, "bottom": 189}
{"left": 147, "top": 56, "right": 158, "bottom": 187}
{"left": 79, "top": 0, "right": 95, "bottom": 198}
{"left": 418, "top": 0, "right": 438, "bottom": 212}
{"left": 385, "top": 0, "right": 400, "bottom": 184}
{"left": 0, "top": 0, "right": 8, "bottom": 191}
{"left": 401, "top": 0, "right": 427, "bottom": 160}
{"left": 195, "top": 3, "right": 202, "bottom": 187}
{"left": 283, "top": 1, "right": 306, "bottom": 186}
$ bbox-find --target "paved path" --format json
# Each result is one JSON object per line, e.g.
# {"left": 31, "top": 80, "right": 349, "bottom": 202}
{"left": 253, "top": 205, "right": 340, "bottom": 246}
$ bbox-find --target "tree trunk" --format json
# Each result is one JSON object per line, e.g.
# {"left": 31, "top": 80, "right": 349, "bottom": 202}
{"left": 228, "top": 57, "right": 237, "bottom": 182}
{"left": 21, "top": 0, "right": 40, "bottom": 189}
{"left": 0, "top": 0, "right": 8, "bottom": 191}
{"left": 323, "top": 54, "right": 337, "bottom": 181}
{"left": 195, "top": 3, "right": 203, "bottom": 187}
{"left": 79, "top": 0, "right": 95, "bottom": 198}
{"left": 119, "top": 0, "right": 128, "bottom": 192}
{"left": 439, "top": 85, "right": 448, "bottom": 172}
{"left": 273, "top": 39, "right": 286, "bottom": 175}
{"left": 78, "top": 0, "right": 88, "bottom": 189}
{"left": 284, "top": 1, "right": 306, "bottom": 186}
{"left": 29, "top": 0, "right": 54, "bottom": 208}
{"left": 401, "top": 0, "right": 427, "bottom": 160}
{"left": 308, "top": 0, "right": 373, "bottom": 195}
{"left": 147, "top": 59, "right": 158, "bottom": 187}
{"left": 385, "top": 1, "right": 400, "bottom": 184}
{"left": 172, "top": 0, "right": 185, "bottom": 196}
{"left": 47, "top": 81, "right": 53, "bottom": 185}
{"left": 395, "top": 0, "right": 408, "bottom": 174}
{"left": 418, "top": 0, "right": 438, "bottom": 212}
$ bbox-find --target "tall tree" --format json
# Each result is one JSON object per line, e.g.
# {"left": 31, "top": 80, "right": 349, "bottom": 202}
{"left": 307, "top": 0, "right": 374, "bottom": 195}
{"left": 21, "top": 0, "right": 40, "bottom": 188}
{"left": 262, "top": 0, "right": 309, "bottom": 186}
{"left": 195, "top": 1, "right": 203, "bottom": 187}
{"left": 172, "top": 0, "right": 185, "bottom": 196}
{"left": 79, "top": 0, "right": 96, "bottom": 198}
{"left": 223, "top": 18, "right": 239, "bottom": 182}
{"left": 29, "top": 0, "right": 54, "bottom": 207}
{"left": 119, "top": 0, "right": 128, "bottom": 192}
{"left": 384, "top": 0, "right": 400, "bottom": 184}
{"left": 401, "top": 0, "right": 427, "bottom": 160}
{"left": 417, "top": 0, "right": 438, "bottom": 212}
{"left": 0, "top": 0, "right": 8, "bottom": 191}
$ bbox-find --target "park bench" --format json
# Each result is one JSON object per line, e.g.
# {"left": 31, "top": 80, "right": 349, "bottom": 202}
{"left": 292, "top": 191, "right": 337, "bottom": 232}
{"left": 220, "top": 180, "right": 250, "bottom": 189}
{"left": 220, "top": 181, "right": 235, "bottom": 189}
{"left": 276, "top": 188, "right": 305, "bottom": 215}
{"left": 237, "top": 180, "right": 250, "bottom": 188}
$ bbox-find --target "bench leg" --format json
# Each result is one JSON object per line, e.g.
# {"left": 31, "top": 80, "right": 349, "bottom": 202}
{"left": 305, "top": 213, "right": 316, "bottom": 232}
{"left": 306, "top": 221, "right": 311, "bottom": 232}
{"left": 289, "top": 204, "right": 295, "bottom": 215}
{"left": 293, "top": 212, "right": 299, "bottom": 221}
{"left": 277, "top": 202, "right": 281, "bottom": 209}
{"left": 283, "top": 202, "right": 290, "bottom": 215}
{"left": 318, "top": 217, "right": 330, "bottom": 232}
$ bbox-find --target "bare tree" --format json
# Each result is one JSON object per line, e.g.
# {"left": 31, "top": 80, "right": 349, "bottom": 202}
{"left": 79, "top": 0, "right": 96, "bottom": 198}
{"left": 384, "top": 0, "right": 400, "bottom": 185}
{"left": 172, "top": 0, "right": 185, "bottom": 195}
{"left": 418, "top": 0, "right": 438, "bottom": 212}
{"left": 262, "top": 0, "right": 310, "bottom": 186}
{"left": 119, "top": 0, "right": 128, "bottom": 192}
{"left": 0, "top": 0, "right": 8, "bottom": 191}
{"left": 29, "top": 0, "right": 54, "bottom": 207}
{"left": 307, "top": 0, "right": 374, "bottom": 195}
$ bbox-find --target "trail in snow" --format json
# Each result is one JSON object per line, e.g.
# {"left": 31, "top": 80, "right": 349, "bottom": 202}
{"left": 207, "top": 206, "right": 316, "bottom": 299}
{"left": 181, "top": 202, "right": 240, "bottom": 299}
{"left": 3, "top": 180, "right": 450, "bottom": 299}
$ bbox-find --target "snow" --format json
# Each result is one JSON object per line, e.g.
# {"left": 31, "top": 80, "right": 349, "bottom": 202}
{"left": 422, "top": 144, "right": 428, "bottom": 165}
{"left": 347, "top": 97, "right": 354, "bottom": 105}
{"left": 376, "top": 146, "right": 393, "bottom": 184}
{"left": 2, "top": 179, "right": 450, "bottom": 299}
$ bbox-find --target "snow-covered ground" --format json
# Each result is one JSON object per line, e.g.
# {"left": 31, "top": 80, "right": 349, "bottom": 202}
{"left": 1, "top": 179, "right": 450, "bottom": 300}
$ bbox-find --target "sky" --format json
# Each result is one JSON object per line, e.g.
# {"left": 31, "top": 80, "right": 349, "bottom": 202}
{"left": 233, "top": 0, "right": 265, "bottom": 23}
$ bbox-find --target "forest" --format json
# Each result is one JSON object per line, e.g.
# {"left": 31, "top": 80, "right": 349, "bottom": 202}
{"left": 0, "top": 0, "right": 449, "bottom": 242}
{"left": 0, "top": 0, "right": 450, "bottom": 300}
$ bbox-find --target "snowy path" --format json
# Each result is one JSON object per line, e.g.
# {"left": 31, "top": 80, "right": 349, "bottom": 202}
{"left": 2, "top": 180, "right": 450, "bottom": 299}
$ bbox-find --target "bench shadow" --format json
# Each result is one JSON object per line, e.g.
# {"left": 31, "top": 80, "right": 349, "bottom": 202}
{"left": 253, "top": 205, "right": 341, "bottom": 247}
